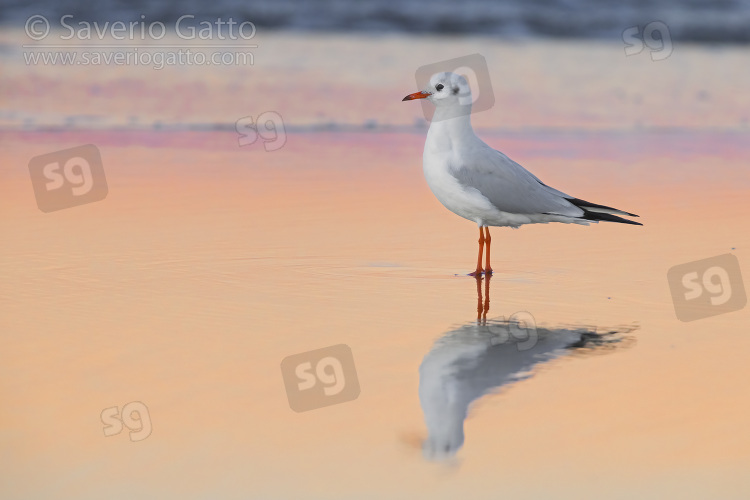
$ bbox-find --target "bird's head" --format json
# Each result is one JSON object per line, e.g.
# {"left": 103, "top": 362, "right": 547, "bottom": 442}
{"left": 402, "top": 72, "right": 473, "bottom": 108}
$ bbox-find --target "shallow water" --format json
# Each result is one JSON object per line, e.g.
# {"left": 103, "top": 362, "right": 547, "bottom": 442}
{"left": 2, "top": 31, "right": 750, "bottom": 499}
{"left": 3, "top": 127, "right": 749, "bottom": 499}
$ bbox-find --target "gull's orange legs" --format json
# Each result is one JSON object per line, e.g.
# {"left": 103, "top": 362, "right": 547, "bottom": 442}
{"left": 469, "top": 227, "right": 485, "bottom": 276}
{"left": 469, "top": 226, "right": 493, "bottom": 276}
{"left": 484, "top": 226, "right": 493, "bottom": 275}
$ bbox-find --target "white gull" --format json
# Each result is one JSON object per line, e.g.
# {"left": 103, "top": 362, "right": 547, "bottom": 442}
{"left": 403, "top": 72, "right": 641, "bottom": 275}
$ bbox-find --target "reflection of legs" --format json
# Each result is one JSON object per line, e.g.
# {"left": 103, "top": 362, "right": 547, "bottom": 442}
{"left": 483, "top": 273, "right": 491, "bottom": 321}
{"left": 469, "top": 226, "right": 485, "bottom": 276}
{"left": 475, "top": 273, "right": 491, "bottom": 323}
{"left": 475, "top": 275, "right": 483, "bottom": 323}
{"left": 484, "top": 227, "right": 493, "bottom": 275}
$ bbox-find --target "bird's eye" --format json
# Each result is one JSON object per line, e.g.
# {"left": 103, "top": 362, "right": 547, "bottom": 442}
{"left": 435, "top": 84, "right": 444, "bottom": 91}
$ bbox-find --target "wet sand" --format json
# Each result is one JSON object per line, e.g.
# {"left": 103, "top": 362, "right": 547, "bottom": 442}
{"left": 2, "top": 31, "right": 750, "bottom": 499}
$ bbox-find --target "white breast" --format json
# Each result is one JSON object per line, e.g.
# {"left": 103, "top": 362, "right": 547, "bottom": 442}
{"left": 422, "top": 151, "right": 494, "bottom": 224}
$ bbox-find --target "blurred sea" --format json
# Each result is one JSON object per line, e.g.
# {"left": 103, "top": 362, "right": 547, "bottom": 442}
{"left": 1, "top": 0, "right": 749, "bottom": 42}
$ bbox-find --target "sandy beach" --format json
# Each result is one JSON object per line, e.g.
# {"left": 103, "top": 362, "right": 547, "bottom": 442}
{"left": 1, "top": 29, "right": 749, "bottom": 499}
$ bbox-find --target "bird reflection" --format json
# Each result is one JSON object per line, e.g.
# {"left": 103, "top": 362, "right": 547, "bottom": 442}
{"left": 418, "top": 275, "right": 633, "bottom": 461}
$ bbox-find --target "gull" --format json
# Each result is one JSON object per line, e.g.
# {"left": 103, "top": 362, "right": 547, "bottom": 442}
{"left": 403, "top": 72, "right": 642, "bottom": 276}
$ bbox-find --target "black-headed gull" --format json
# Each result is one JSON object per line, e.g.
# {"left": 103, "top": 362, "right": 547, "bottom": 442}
{"left": 403, "top": 72, "right": 641, "bottom": 276}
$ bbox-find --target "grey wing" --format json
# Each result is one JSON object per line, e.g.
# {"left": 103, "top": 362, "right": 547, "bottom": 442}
{"left": 453, "top": 145, "right": 583, "bottom": 217}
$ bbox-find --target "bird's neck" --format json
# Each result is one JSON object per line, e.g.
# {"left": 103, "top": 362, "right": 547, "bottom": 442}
{"left": 426, "top": 108, "right": 476, "bottom": 153}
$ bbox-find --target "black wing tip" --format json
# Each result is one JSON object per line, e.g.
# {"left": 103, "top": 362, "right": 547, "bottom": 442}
{"left": 566, "top": 197, "right": 640, "bottom": 219}
{"left": 582, "top": 211, "right": 643, "bottom": 226}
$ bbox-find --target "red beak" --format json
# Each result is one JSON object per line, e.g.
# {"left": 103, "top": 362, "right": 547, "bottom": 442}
{"left": 402, "top": 90, "right": 431, "bottom": 101}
